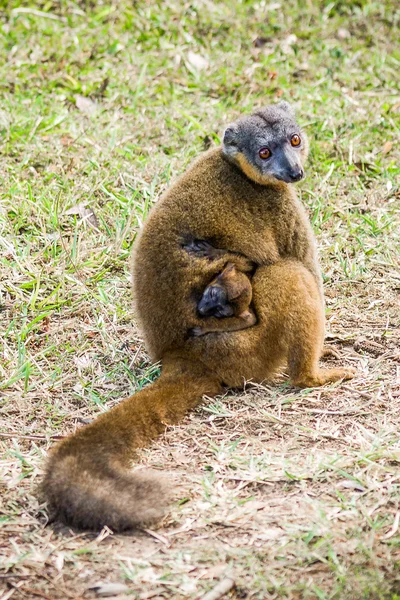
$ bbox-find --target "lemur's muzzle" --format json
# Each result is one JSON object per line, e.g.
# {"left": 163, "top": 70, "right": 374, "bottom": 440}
{"left": 288, "top": 168, "right": 304, "bottom": 182}
{"left": 275, "top": 146, "right": 305, "bottom": 183}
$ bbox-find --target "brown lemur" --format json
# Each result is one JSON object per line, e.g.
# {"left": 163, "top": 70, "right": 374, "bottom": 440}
{"left": 41, "top": 102, "right": 355, "bottom": 531}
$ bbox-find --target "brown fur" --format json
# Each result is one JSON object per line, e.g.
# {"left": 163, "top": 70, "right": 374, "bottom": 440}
{"left": 41, "top": 110, "right": 355, "bottom": 531}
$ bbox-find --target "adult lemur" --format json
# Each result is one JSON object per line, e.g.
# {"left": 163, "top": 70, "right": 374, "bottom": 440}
{"left": 41, "top": 102, "right": 355, "bottom": 530}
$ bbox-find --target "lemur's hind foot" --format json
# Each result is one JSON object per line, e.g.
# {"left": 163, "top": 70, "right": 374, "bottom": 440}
{"left": 292, "top": 366, "right": 356, "bottom": 388}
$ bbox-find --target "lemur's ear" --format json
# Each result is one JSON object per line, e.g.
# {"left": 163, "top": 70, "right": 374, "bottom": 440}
{"left": 277, "top": 101, "right": 295, "bottom": 116}
{"left": 223, "top": 123, "right": 239, "bottom": 147}
{"left": 220, "top": 262, "right": 236, "bottom": 277}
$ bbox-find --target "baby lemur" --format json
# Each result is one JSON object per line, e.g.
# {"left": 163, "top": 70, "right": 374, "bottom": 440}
{"left": 191, "top": 262, "right": 256, "bottom": 336}
{"left": 42, "top": 102, "right": 355, "bottom": 532}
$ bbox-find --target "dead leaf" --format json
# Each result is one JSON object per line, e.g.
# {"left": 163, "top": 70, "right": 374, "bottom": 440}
{"left": 75, "top": 94, "right": 97, "bottom": 115}
{"left": 61, "top": 135, "right": 73, "bottom": 146}
{"left": 281, "top": 34, "right": 297, "bottom": 54}
{"left": 139, "top": 589, "right": 168, "bottom": 600}
{"left": 382, "top": 141, "right": 393, "bottom": 155}
{"left": 337, "top": 28, "right": 350, "bottom": 40}
{"left": 293, "top": 63, "right": 310, "bottom": 78}
{"left": 171, "top": 450, "right": 191, "bottom": 464}
{"left": 354, "top": 339, "right": 384, "bottom": 357}
{"left": 77, "top": 417, "right": 93, "bottom": 425}
{"left": 200, "top": 564, "right": 227, "bottom": 580}
{"left": 242, "top": 500, "right": 266, "bottom": 512}
{"left": 187, "top": 51, "right": 209, "bottom": 71}
{"left": 54, "top": 552, "right": 64, "bottom": 572}
{"left": 65, "top": 203, "right": 100, "bottom": 230}
{"left": 337, "top": 479, "right": 366, "bottom": 493}
{"left": 94, "top": 77, "right": 109, "bottom": 98}
{"left": 253, "top": 36, "right": 270, "bottom": 48}
{"left": 89, "top": 582, "right": 129, "bottom": 597}
{"left": 380, "top": 512, "right": 400, "bottom": 540}
{"left": 73, "top": 354, "right": 93, "bottom": 370}
{"left": 199, "top": 575, "right": 235, "bottom": 600}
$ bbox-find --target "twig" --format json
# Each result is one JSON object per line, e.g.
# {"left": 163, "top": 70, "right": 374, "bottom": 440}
{"left": 11, "top": 8, "right": 67, "bottom": 22}
{"left": 18, "top": 587, "right": 55, "bottom": 600}
{"left": 222, "top": 476, "right": 273, "bottom": 486}
{"left": 259, "top": 410, "right": 356, "bottom": 444}
{"left": 2, "top": 581, "right": 25, "bottom": 600}
{"left": 199, "top": 575, "right": 235, "bottom": 600}
{"left": 381, "top": 511, "right": 400, "bottom": 540}
{"left": 143, "top": 528, "right": 170, "bottom": 546}
{"left": 342, "top": 385, "right": 375, "bottom": 401}
{"left": 294, "top": 408, "right": 372, "bottom": 416}
{"left": 0, "top": 432, "right": 64, "bottom": 442}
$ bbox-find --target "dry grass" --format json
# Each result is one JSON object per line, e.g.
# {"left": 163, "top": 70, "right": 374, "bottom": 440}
{"left": 1, "top": 1, "right": 400, "bottom": 599}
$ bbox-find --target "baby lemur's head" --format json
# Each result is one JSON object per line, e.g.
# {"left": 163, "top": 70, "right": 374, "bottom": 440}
{"left": 222, "top": 102, "right": 308, "bottom": 186}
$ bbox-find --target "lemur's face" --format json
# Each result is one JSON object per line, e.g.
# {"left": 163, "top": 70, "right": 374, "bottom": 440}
{"left": 197, "top": 285, "right": 234, "bottom": 318}
{"left": 223, "top": 102, "right": 309, "bottom": 186}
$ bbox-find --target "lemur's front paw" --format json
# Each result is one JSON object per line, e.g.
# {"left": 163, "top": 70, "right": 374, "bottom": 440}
{"left": 183, "top": 239, "right": 223, "bottom": 260}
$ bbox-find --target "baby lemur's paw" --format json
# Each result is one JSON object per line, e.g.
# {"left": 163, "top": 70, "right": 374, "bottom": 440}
{"left": 190, "top": 327, "right": 204, "bottom": 337}
{"left": 240, "top": 310, "right": 257, "bottom": 326}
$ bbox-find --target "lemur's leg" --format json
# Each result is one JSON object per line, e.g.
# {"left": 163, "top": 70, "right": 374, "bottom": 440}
{"left": 252, "top": 260, "right": 356, "bottom": 387}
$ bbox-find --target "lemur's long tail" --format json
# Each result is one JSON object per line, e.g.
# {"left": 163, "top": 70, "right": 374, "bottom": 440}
{"left": 41, "top": 357, "right": 222, "bottom": 531}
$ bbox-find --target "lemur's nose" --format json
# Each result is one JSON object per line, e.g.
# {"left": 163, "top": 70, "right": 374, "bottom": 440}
{"left": 289, "top": 168, "right": 304, "bottom": 182}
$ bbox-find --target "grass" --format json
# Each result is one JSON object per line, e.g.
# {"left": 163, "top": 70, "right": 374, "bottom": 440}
{"left": 0, "top": 0, "right": 399, "bottom": 598}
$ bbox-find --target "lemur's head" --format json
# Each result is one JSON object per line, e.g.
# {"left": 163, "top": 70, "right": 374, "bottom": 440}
{"left": 197, "top": 284, "right": 234, "bottom": 318}
{"left": 222, "top": 102, "right": 308, "bottom": 185}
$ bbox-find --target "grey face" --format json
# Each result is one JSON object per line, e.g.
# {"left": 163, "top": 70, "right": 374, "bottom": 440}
{"left": 197, "top": 285, "right": 234, "bottom": 318}
{"left": 223, "top": 102, "right": 307, "bottom": 184}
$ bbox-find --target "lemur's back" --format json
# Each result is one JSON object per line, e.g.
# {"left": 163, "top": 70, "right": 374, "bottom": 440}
{"left": 132, "top": 149, "right": 235, "bottom": 358}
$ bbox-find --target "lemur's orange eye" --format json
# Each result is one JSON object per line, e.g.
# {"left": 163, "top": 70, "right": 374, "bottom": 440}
{"left": 259, "top": 147, "right": 271, "bottom": 159}
{"left": 291, "top": 134, "right": 301, "bottom": 147}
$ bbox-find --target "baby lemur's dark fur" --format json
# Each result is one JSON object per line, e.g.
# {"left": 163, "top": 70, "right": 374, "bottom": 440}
{"left": 41, "top": 102, "right": 355, "bottom": 531}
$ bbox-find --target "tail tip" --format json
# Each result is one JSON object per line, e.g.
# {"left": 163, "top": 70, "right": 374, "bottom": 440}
{"left": 40, "top": 454, "right": 172, "bottom": 532}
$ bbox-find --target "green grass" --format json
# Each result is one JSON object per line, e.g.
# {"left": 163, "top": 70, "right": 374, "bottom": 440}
{"left": 0, "top": 1, "right": 400, "bottom": 598}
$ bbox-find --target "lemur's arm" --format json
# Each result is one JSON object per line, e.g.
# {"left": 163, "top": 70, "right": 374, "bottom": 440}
{"left": 183, "top": 239, "right": 255, "bottom": 272}
{"left": 183, "top": 226, "right": 280, "bottom": 269}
